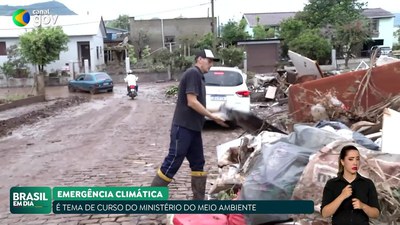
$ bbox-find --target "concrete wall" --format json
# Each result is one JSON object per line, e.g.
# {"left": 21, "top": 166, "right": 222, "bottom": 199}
{"left": 130, "top": 17, "right": 214, "bottom": 53}
{"left": 0, "top": 95, "right": 45, "bottom": 112}
{"left": 0, "top": 74, "right": 71, "bottom": 88}
{"left": 0, "top": 77, "right": 35, "bottom": 88}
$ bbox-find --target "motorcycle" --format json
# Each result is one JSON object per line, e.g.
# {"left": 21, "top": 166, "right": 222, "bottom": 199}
{"left": 124, "top": 72, "right": 139, "bottom": 100}
{"left": 127, "top": 84, "right": 138, "bottom": 100}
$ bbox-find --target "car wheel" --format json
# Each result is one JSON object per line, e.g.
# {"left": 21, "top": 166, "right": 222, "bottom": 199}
{"left": 107, "top": 88, "right": 113, "bottom": 92}
{"left": 90, "top": 88, "right": 97, "bottom": 95}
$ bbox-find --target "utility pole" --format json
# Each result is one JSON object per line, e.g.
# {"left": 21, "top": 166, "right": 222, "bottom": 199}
{"left": 211, "top": 0, "right": 216, "bottom": 53}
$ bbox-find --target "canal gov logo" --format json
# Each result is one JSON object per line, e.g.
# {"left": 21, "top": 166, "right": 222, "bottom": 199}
{"left": 12, "top": 9, "right": 31, "bottom": 27}
{"left": 10, "top": 187, "right": 51, "bottom": 214}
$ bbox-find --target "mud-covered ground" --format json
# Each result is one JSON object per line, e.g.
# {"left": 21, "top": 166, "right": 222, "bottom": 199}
{"left": 0, "top": 83, "right": 245, "bottom": 225}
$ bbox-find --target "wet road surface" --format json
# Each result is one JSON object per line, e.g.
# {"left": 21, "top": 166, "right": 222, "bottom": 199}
{"left": 0, "top": 83, "right": 243, "bottom": 225}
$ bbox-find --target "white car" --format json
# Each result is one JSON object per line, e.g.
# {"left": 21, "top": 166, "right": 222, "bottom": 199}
{"left": 204, "top": 66, "right": 251, "bottom": 122}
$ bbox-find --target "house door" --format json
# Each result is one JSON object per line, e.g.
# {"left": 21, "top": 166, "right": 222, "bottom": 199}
{"left": 78, "top": 42, "right": 91, "bottom": 71}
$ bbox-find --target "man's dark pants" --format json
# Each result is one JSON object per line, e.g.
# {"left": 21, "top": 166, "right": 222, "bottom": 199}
{"left": 160, "top": 124, "right": 205, "bottom": 179}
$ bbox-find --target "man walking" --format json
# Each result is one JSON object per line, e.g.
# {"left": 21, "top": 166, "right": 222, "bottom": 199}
{"left": 150, "top": 49, "right": 227, "bottom": 200}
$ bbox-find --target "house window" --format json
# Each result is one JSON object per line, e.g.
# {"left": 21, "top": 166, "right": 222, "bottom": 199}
{"left": 164, "top": 35, "right": 175, "bottom": 47}
{"left": 0, "top": 42, "right": 6, "bottom": 56}
{"left": 96, "top": 46, "right": 99, "bottom": 59}
{"left": 370, "top": 19, "right": 379, "bottom": 36}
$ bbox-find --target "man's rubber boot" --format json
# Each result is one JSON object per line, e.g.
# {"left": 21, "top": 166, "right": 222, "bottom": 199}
{"left": 151, "top": 169, "right": 171, "bottom": 187}
{"left": 191, "top": 171, "right": 207, "bottom": 200}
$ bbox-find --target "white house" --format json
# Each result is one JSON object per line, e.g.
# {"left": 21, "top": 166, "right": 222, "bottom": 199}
{"left": 362, "top": 8, "right": 395, "bottom": 49}
{"left": 0, "top": 15, "right": 106, "bottom": 75}
{"left": 243, "top": 8, "right": 395, "bottom": 53}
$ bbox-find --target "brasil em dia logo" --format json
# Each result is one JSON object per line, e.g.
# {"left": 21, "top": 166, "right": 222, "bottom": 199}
{"left": 12, "top": 9, "right": 30, "bottom": 27}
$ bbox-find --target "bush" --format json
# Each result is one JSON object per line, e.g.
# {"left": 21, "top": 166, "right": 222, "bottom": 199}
{"left": 288, "top": 30, "right": 331, "bottom": 64}
{"left": 165, "top": 85, "right": 179, "bottom": 97}
{"left": 219, "top": 46, "right": 245, "bottom": 67}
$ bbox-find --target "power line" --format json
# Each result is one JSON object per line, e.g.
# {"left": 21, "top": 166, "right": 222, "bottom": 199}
{"left": 133, "top": 2, "right": 210, "bottom": 18}
{"left": 1, "top": 2, "right": 212, "bottom": 19}
{"left": 0, "top": 21, "right": 100, "bottom": 31}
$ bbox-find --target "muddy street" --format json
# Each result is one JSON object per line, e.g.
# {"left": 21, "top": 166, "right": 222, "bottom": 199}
{"left": 0, "top": 83, "right": 244, "bottom": 225}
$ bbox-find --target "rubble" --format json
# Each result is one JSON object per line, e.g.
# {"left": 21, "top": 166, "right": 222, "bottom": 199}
{"left": 289, "top": 60, "right": 400, "bottom": 124}
{"left": 207, "top": 53, "right": 400, "bottom": 224}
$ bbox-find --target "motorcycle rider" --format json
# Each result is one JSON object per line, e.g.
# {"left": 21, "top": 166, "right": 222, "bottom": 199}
{"left": 124, "top": 70, "right": 139, "bottom": 95}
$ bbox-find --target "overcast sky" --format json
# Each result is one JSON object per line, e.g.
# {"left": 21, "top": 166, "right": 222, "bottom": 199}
{"left": 3, "top": 0, "right": 400, "bottom": 23}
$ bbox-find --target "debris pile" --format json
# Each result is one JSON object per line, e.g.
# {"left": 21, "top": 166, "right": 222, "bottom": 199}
{"left": 206, "top": 52, "right": 400, "bottom": 225}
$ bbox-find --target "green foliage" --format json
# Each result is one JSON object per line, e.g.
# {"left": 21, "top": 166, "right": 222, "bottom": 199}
{"left": 288, "top": 30, "right": 331, "bottom": 64}
{"left": 0, "top": 62, "right": 14, "bottom": 78}
{"left": 134, "top": 29, "right": 149, "bottom": 59}
{"left": 19, "top": 26, "right": 68, "bottom": 72}
{"left": 253, "top": 23, "right": 268, "bottom": 39}
{"left": 298, "top": 0, "right": 366, "bottom": 28}
{"left": 172, "top": 52, "right": 193, "bottom": 72}
{"left": 149, "top": 49, "right": 172, "bottom": 72}
{"left": 152, "top": 49, "right": 173, "bottom": 66}
{"left": 221, "top": 19, "right": 250, "bottom": 46}
{"left": 194, "top": 32, "right": 214, "bottom": 50}
{"left": 395, "top": 29, "right": 400, "bottom": 44}
{"left": 127, "top": 44, "right": 137, "bottom": 65}
{"left": 279, "top": 0, "right": 369, "bottom": 66}
{"left": 280, "top": 18, "right": 307, "bottom": 42}
{"left": 150, "top": 49, "right": 194, "bottom": 73}
{"left": 266, "top": 28, "right": 275, "bottom": 38}
{"left": 219, "top": 46, "right": 245, "bottom": 67}
{"left": 335, "top": 20, "right": 370, "bottom": 66}
{"left": 107, "top": 14, "right": 130, "bottom": 31}
{"left": 165, "top": 85, "right": 179, "bottom": 97}
{"left": 142, "top": 45, "right": 151, "bottom": 58}
{"left": 279, "top": 18, "right": 307, "bottom": 57}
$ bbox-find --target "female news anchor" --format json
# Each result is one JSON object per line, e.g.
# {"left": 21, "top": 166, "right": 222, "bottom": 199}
{"left": 320, "top": 145, "right": 380, "bottom": 225}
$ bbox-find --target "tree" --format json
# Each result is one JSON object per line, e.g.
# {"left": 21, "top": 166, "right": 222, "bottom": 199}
{"left": 219, "top": 46, "right": 245, "bottom": 67}
{"left": 336, "top": 20, "right": 370, "bottom": 66}
{"left": 280, "top": 0, "right": 369, "bottom": 66}
{"left": 134, "top": 29, "right": 149, "bottom": 59}
{"left": 279, "top": 18, "right": 307, "bottom": 57}
{"left": 253, "top": 23, "right": 268, "bottom": 39}
{"left": 107, "top": 14, "right": 130, "bottom": 31}
{"left": 179, "top": 34, "right": 199, "bottom": 56}
{"left": 19, "top": 26, "right": 69, "bottom": 73}
{"left": 298, "top": 0, "right": 366, "bottom": 28}
{"left": 0, "top": 45, "right": 29, "bottom": 79}
{"left": 221, "top": 19, "right": 250, "bottom": 46}
{"left": 194, "top": 32, "right": 214, "bottom": 50}
{"left": 395, "top": 29, "right": 400, "bottom": 44}
{"left": 127, "top": 44, "right": 137, "bottom": 65}
{"left": 288, "top": 29, "right": 332, "bottom": 64}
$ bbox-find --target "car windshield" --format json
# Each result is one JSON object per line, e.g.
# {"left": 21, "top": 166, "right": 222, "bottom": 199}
{"left": 204, "top": 71, "right": 243, "bottom": 87}
{"left": 95, "top": 73, "right": 110, "bottom": 81}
